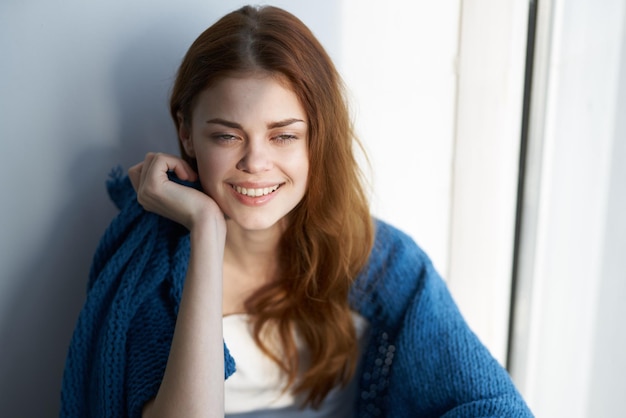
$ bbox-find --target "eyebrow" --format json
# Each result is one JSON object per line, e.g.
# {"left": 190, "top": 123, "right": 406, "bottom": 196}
{"left": 205, "top": 118, "right": 306, "bottom": 129}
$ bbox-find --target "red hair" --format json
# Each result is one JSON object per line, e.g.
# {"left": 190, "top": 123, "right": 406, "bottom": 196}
{"left": 170, "top": 5, "right": 374, "bottom": 407}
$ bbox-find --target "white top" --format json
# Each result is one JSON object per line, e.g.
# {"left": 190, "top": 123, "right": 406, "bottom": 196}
{"left": 223, "top": 312, "right": 370, "bottom": 417}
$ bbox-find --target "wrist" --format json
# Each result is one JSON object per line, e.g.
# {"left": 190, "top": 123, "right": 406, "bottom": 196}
{"left": 189, "top": 210, "right": 227, "bottom": 244}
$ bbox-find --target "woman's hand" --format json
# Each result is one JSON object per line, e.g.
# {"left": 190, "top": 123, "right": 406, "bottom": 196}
{"left": 128, "top": 152, "right": 224, "bottom": 231}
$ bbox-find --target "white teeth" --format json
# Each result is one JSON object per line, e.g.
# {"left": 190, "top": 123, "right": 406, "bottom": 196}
{"left": 234, "top": 184, "right": 279, "bottom": 197}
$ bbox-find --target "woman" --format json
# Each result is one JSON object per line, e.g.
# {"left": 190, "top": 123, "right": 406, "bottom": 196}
{"left": 61, "top": 5, "right": 533, "bottom": 418}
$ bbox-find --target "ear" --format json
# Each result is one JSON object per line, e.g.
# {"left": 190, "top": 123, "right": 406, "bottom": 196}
{"left": 177, "top": 112, "right": 195, "bottom": 158}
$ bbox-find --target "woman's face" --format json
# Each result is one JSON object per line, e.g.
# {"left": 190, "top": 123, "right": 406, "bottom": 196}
{"left": 181, "top": 73, "right": 309, "bottom": 233}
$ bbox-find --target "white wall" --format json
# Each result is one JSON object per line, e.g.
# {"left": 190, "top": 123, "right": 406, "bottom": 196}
{"left": 340, "top": 0, "right": 460, "bottom": 275}
{"left": 0, "top": 1, "right": 461, "bottom": 415}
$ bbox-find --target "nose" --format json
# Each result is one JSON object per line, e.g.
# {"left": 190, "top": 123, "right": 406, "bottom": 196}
{"left": 236, "top": 139, "right": 273, "bottom": 173}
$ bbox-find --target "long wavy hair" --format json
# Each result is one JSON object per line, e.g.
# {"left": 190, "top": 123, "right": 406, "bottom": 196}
{"left": 170, "top": 5, "right": 374, "bottom": 407}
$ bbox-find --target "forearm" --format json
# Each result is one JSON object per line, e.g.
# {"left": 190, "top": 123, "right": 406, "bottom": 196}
{"left": 144, "top": 218, "right": 226, "bottom": 418}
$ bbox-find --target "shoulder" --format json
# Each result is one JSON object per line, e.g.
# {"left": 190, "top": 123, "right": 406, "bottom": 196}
{"left": 368, "top": 218, "right": 434, "bottom": 282}
{"left": 351, "top": 218, "right": 438, "bottom": 325}
{"left": 88, "top": 169, "right": 189, "bottom": 292}
{"left": 371, "top": 218, "right": 428, "bottom": 261}
{"left": 106, "top": 166, "right": 137, "bottom": 210}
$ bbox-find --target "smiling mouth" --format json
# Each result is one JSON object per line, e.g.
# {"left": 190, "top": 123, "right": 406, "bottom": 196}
{"left": 231, "top": 184, "right": 281, "bottom": 197}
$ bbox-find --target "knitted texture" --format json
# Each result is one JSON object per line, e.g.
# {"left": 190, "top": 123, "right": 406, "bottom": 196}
{"left": 60, "top": 171, "right": 235, "bottom": 417}
{"left": 60, "top": 172, "right": 533, "bottom": 417}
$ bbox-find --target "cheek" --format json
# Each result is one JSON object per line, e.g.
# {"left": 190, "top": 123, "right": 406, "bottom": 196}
{"left": 288, "top": 153, "right": 307, "bottom": 182}
{"left": 299, "top": 161, "right": 310, "bottom": 184}
{"left": 196, "top": 153, "right": 227, "bottom": 188}
{"left": 295, "top": 151, "right": 310, "bottom": 183}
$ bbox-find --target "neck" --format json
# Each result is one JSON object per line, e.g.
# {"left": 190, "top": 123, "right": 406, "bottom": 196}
{"left": 223, "top": 220, "right": 284, "bottom": 284}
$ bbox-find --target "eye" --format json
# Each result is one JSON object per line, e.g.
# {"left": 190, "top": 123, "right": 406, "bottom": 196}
{"left": 211, "top": 133, "right": 240, "bottom": 143}
{"left": 272, "top": 134, "right": 298, "bottom": 144}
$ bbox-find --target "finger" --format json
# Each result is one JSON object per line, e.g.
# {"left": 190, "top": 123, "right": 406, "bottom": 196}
{"left": 169, "top": 158, "right": 198, "bottom": 183}
{"left": 139, "top": 152, "right": 161, "bottom": 190}
{"left": 146, "top": 153, "right": 198, "bottom": 184}
{"left": 128, "top": 162, "right": 144, "bottom": 192}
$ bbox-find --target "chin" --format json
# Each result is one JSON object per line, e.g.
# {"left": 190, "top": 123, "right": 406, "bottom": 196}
{"left": 225, "top": 214, "right": 287, "bottom": 233}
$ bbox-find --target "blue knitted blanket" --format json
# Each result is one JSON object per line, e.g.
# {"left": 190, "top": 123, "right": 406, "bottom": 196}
{"left": 60, "top": 170, "right": 533, "bottom": 417}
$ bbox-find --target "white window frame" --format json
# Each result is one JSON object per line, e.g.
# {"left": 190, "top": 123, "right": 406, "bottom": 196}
{"left": 448, "top": 0, "right": 530, "bottom": 366}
